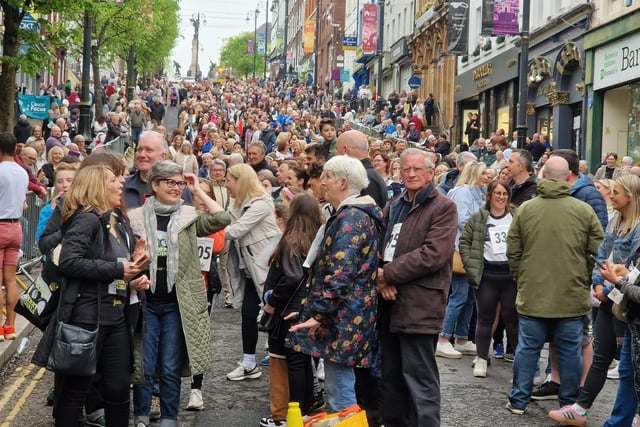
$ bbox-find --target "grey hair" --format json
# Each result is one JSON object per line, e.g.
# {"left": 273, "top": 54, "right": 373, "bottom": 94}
{"left": 323, "top": 155, "right": 369, "bottom": 195}
{"left": 456, "top": 151, "right": 477, "bottom": 166}
{"left": 400, "top": 148, "right": 436, "bottom": 169}
{"left": 148, "top": 160, "right": 183, "bottom": 194}
{"left": 139, "top": 131, "right": 169, "bottom": 154}
{"left": 249, "top": 140, "right": 267, "bottom": 155}
{"left": 210, "top": 158, "right": 227, "bottom": 170}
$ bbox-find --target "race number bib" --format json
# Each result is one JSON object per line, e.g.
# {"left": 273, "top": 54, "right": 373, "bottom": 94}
{"left": 489, "top": 225, "right": 509, "bottom": 255}
{"left": 197, "top": 237, "right": 214, "bottom": 272}
{"left": 383, "top": 223, "right": 403, "bottom": 262}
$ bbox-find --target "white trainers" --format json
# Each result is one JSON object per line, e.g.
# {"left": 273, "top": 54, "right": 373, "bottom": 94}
{"left": 259, "top": 417, "right": 287, "bottom": 427}
{"left": 316, "top": 359, "right": 325, "bottom": 382}
{"left": 436, "top": 341, "right": 462, "bottom": 359}
{"left": 454, "top": 341, "right": 477, "bottom": 356}
{"left": 473, "top": 358, "right": 487, "bottom": 377}
{"left": 607, "top": 363, "right": 620, "bottom": 380}
{"left": 226, "top": 362, "right": 262, "bottom": 381}
{"left": 187, "top": 389, "right": 204, "bottom": 410}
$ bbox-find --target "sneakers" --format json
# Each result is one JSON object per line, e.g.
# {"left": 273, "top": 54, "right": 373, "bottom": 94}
{"left": 493, "top": 343, "right": 505, "bottom": 359}
{"left": 473, "top": 358, "right": 487, "bottom": 377}
{"left": 607, "top": 363, "right": 620, "bottom": 380}
{"left": 505, "top": 402, "right": 525, "bottom": 415}
{"left": 135, "top": 423, "right": 148, "bottom": 427}
{"left": 503, "top": 353, "right": 515, "bottom": 363}
{"left": 548, "top": 405, "right": 588, "bottom": 426}
{"left": 187, "top": 389, "right": 204, "bottom": 411}
{"left": 316, "top": 359, "right": 325, "bottom": 382}
{"left": 260, "top": 356, "right": 270, "bottom": 366}
{"left": 633, "top": 414, "right": 639, "bottom": 427}
{"left": 83, "top": 416, "right": 106, "bottom": 426}
{"left": 454, "top": 341, "right": 477, "bottom": 356}
{"left": 436, "top": 342, "right": 462, "bottom": 359}
{"left": 150, "top": 395, "right": 161, "bottom": 421}
{"left": 3, "top": 325, "right": 16, "bottom": 340}
{"left": 226, "top": 362, "right": 262, "bottom": 381}
{"left": 531, "top": 380, "right": 560, "bottom": 401}
{"left": 259, "top": 417, "right": 287, "bottom": 427}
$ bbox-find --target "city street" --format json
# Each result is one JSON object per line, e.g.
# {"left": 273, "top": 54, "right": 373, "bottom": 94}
{"left": 0, "top": 291, "right": 622, "bottom": 426}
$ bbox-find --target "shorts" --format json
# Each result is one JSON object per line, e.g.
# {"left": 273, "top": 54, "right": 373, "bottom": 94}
{"left": 0, "top": 222, "right": 22, "bottom": 266}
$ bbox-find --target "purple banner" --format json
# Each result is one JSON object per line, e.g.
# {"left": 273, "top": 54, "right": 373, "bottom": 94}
{"left": 492, "top": 0, "right": 519, "bottom": 35}
{"left": 247, "top": 38, "right": 254, "bottom": 54}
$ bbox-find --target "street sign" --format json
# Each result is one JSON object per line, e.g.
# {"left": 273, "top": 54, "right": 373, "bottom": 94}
{"left": 340, "top": 70, "right": 350, "bottom": 83}
{"left": 408, "top": 76, "right": 422, "bottom": 89}
{"left": 19, "top": 12, "right": 39, "bottom": 32}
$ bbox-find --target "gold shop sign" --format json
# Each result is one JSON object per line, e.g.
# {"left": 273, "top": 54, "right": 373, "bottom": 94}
{"left": 473, "top": 63, "right": 493, "bottom": 80}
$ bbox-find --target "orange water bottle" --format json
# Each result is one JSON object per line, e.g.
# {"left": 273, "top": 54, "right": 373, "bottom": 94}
{"left": 286, "top": 401, "right": 304, "bottom": 427}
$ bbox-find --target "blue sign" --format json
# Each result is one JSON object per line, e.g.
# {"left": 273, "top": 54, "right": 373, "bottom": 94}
{"left": 340, "top": 70, "right": 350, "bottom": 83}
{"left": 408, "top": 76, "right": 422, "bottom": 89}
{"left": 343, "top": 36, "right": 358, "bottom": 47}
{"left": 257, "top": 33, "right": 265, "bottom": 55}
{"left": 18, "top": 95, "right": 50, "bottom": 120}
{"left": 20, "top": 12, "right": 39, "bottom": 32}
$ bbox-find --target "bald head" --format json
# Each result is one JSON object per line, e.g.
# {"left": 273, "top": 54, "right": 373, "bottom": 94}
{"left": 543, "top": 156, "right": 570, "bottom": 181}
{"left": 336, "top": 130, "right": 369, "bottom": 160}
{"left": 21, "top": 146, "right": 38, "bottom": 166}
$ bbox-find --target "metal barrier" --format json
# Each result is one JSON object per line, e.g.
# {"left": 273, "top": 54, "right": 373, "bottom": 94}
{"left": 21, "top": 191, "right": 44, "bottom": 261}
{"left": 104, "top": 136, "right": 129, "bottom": 154}
{"left": 351, "top": 121, "right": 382, "bottom": 138}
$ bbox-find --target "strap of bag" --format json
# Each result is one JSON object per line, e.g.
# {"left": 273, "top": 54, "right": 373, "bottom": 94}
{"left": 280, "top": 269, "right": 309, "bottom": 317}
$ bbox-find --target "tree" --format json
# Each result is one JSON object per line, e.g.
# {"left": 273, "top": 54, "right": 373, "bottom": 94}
{"left": 0, "top": 0, "right": 76, "bottom": 131}
{"left": 219, "top": 32, "right": 264, "bottom": 80}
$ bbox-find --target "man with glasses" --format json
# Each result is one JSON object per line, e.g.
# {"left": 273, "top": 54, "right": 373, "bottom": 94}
{"left": 377, "top": 148, "right": 457, "bottom": 426}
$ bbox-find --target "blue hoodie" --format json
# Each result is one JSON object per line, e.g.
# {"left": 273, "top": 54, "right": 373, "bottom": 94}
{"left": 572, "top": 173, "right": 608, "bottom": 231}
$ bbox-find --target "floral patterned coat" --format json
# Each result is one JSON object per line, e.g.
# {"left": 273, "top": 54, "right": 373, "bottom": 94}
{"left": 288, "top": 195, "right": 383, "bottom": 367}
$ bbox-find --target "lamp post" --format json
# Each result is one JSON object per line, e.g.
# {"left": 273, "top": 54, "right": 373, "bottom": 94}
{"left": 78, "top": 9, "right": 93, "bottom": 140}
{"left": 264, "top": 0, "right": 269, "bottom": 80}
{"left": 190, "top": 13, "right": 206, "bottom": 80}
{"left": 247, "top": 8, "right": 260, "bottom": 79}
{"left": 376, "top": 0, "right": 385, "bottom": 113}
{"left": 516, "top": 0, "right": 531, "bottom": 149}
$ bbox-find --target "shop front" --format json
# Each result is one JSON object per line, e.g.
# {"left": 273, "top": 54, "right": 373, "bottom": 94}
{"left": 585, "top": 12, "right": 640, "bottom": 168}
{"left": 390, "top": 37, "right": 413, "bottom": 93}
{"left": 454, "top": 47, "right": 519, "bottom": 144}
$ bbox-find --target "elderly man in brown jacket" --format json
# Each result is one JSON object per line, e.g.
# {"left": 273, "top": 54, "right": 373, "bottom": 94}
{"left": 377, "top": 148, "right": 458, "bottom": 426}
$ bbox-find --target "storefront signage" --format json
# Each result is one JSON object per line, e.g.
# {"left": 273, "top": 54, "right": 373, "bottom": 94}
{"left": 594, "top": 31, "right": 640, "bottom": 90}
{"left": 454, "top": 47, "right": 519, "bottom": 101}
{"left": 390, "top": 37, "right": 409, "bottom": 64}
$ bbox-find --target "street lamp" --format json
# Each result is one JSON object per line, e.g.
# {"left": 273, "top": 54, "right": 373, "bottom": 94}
{"left": 516, "top": 0, "right": 531, "bottom": 149}
{"left": 376, "top": 0, "right": 385, "bottom": 113}
{"left": 264, "top": 0, "right": 269, "bottom": 80}
{"left": 190, "top": 13, "right": 206, "bottom": 80}
{"left": 246, "top": 8, "right": 260, "bottom": 79}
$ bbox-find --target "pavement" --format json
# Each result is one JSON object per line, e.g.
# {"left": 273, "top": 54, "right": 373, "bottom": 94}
{"left": 0, "top": 312, "right": 35, "bottom": 370}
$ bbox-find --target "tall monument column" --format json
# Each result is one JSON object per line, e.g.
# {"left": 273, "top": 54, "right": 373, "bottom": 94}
{"left": 188, "top": 35, "right": 198, "bottom": 77}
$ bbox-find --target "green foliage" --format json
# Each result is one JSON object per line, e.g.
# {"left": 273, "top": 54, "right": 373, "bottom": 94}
{"left": 219, "top": 32, "right": 264, "bottom": 79}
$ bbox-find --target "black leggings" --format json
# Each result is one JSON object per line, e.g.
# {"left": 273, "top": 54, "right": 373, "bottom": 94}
{"left": 474, "top": 274, "right": 518, "bottom": 360}
{"left": 55, "top": 320, "right": 131, "bottom": 427}
{"left": 241, "top": 277, "right": 261, "bottom": 355}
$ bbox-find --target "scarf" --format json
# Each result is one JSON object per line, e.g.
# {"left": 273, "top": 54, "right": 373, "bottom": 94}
{"left": 143, "top": 196, "right": 182, "bottom": 293}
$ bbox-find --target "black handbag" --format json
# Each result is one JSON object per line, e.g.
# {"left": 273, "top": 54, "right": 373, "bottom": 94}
{"left": 46, "top": 286, "right": 100, "bottom": 377}
{"left": 259, "top": 270, "right": 309, "bottom": 332}
{"left": 15, "top": 245, "right": 64, "bottom": 331}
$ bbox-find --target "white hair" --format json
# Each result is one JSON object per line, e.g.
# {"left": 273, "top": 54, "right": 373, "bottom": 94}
{"left": 323, "top": 155, "right": 369, "bottom": 196}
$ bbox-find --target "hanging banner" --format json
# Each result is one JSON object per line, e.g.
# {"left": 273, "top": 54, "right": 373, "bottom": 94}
{"left": 362, "top": 4, "right": 378, "bottom": 55}
{"left": 492, "top": 0, "right": 520, "bottom": 35}
{"left": 303, "top": 20, "right": 315, "bottom": 54}
{"left": 481, "top": 0, "right": 494, "bottom": 36}
{"left": 18, "top": 95, "right": 50, "bottom": 120}
{"left": 247, "top": 38, "right": 254, "bottom": 54}
{"left": 257, "top": 33, "right": 265, "bottom": 55}
{"left": 447, "top": 0, "right": 469, "bottom": 55}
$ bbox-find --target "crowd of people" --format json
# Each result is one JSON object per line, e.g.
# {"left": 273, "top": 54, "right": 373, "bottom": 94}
{"left": 3, "top": 75, "right": 640, "bottom": 427}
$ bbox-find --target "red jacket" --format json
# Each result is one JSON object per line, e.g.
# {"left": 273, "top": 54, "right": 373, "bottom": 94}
{"left": 15, "top": 155, "right": 46, "bottom": 196}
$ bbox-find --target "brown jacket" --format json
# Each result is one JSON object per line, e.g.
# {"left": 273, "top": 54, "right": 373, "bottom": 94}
{"left": 382, "top": 184, "right": 457, "bottom": 334}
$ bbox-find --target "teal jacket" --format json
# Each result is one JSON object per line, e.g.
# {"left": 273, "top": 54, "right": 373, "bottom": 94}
{"left": 507, "top": 179, "right": 604, "bottom": 318}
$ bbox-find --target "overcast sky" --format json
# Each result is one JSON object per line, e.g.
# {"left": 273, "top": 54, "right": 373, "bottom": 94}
{"left": 171, "top": 0, "right": 271, "bottom": 76}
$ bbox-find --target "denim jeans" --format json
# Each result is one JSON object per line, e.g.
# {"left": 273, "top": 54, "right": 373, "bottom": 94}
{"left": 441, "top": 273, "right": 475, "bottom": 340}
{"left": 509, "top": 315, "right": 583, "bottom": 409}
{"left": 131, "top": 126, "right": 143, "bottom": 144}
{"left": 323, "top": 361, "right": 357, "bottom": 411}
{"left": 603, "top": 328, "right": 636, "bottom": 427}
{"left": 133, "top": 303, "right": 186, "bottom": 425}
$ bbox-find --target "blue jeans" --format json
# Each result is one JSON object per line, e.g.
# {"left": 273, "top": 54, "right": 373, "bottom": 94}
{"left": 131, "top": 126, "right": 143, "bottom": 144}
{"left": 441, "top": 273, "right": 475, "bottom": 340}
{"left": 604, "top": 328, "right": 636, "bottom": 427}
{"left": 323, "top": 361, "right": 357, "bottom": 411}
{"left": 509, "top": 315, "right": 583, "bottom": 409}
{"left": 133, "top": 303, "right": 186, "bottom": 425}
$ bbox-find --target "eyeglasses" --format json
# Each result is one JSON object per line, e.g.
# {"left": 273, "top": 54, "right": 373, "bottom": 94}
{"left": 159, "top": 179, "right": 187, "bottom": 189}
{"left": 401, "top": 167, "right": 429, "bottom": 174}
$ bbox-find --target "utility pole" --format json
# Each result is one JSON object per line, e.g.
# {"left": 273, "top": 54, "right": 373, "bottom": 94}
{"left": 264, "top": 0, "right": 269, "bottom": 80}
{"left": 376, "top": 0, "right": 385, "bottom": 112}
{"left": 78, "top": 8, "right": 93, "bottom": 140}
